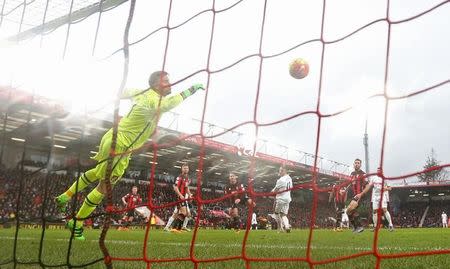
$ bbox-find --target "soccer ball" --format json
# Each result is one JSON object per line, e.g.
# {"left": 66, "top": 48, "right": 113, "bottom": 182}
{"left": 289, "top": 58, "right": 309, "bottom": 79}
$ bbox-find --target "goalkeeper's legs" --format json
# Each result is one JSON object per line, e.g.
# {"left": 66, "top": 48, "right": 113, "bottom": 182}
{"left": 69, "top": 177, "right": 121, "bottom": 239}
{"left": 55, "top": 169, "right": 100, "bottom": 213}
{"left": 66, "top": 185, "right": 105, "bottom": 241}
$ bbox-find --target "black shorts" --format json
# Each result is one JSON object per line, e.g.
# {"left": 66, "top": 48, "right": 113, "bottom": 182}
{"left": 346, "top": 189, "right": 368, "bottom": 207}
{"left": 230, "top": 197, "right": 249, "bottom": 209}
{"left": 126, "top": 210, "right": 135, "bottom": 218}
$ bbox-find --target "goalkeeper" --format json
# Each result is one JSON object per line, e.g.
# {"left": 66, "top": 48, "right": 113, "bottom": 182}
{"left": 55, "top": 71, "right": 204, "bottom": 240}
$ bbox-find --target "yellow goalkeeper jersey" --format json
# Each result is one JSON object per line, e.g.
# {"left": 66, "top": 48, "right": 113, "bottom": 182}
{"left": 116, "top": 88, "right": 183, "bottom": 150}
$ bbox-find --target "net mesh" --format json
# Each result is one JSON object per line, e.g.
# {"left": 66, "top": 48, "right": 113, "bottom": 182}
{"left": 0, "top": 0, "right": 449, "bottom": 268}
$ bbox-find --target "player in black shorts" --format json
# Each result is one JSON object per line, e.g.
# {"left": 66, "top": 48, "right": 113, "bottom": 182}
{"left": 120, "top": 186, "right": 142, "bottom": 230}
{"left": 224, "top": 172, "right": 254, "bottom": 232}
{"left": 171, "top": 163, "right": 193, "bottom": 232}
{"left": 329, "top": 183, "right": 347, "bottom": 231}
{"left": 345, "top": 158, "right": 367, "bottom": 233}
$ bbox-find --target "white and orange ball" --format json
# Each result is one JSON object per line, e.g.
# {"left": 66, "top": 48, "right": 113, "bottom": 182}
{"left": 289, "top": 58, "right": 309, "bottom": 79}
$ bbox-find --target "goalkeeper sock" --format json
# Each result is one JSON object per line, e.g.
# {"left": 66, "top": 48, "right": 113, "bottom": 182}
{"left": 63, "top": 170, "right": 98, "bottom": 198}
{"left": 384, "top": 211, "right": 393, "bottom": 227}
{"left": 75, "top": 188, "right": 104, "bottom": 227}
{"left": 373, "top": 212, "right": 378, "bottom": 228}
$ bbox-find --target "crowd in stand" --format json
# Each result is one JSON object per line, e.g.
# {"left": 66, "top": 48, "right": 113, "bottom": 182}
{"left": 0, "top": 166, "right": 448, "bottom": 229}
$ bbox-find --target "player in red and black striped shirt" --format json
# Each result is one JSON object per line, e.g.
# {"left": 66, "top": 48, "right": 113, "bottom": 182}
{"left": 171, "top": 163, "right": 192, "bottom": 232}
{"left": 224, "top": 172, "right": 254, "bottom": 232}
{"left": 120, "top": 186, "right": 142, "bottom": 229}
{"left": 329, "top": 183, "right": 347, "bottom": 231}
{"left": 345, "top": 158, "right": 367, "bottom": 233}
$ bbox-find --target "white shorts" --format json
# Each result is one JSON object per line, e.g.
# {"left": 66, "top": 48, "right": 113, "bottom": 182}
{"left": 135, "top": 207, "right": 151, "bottom": 218}
{"left": 372, "top": 198, "right": 388, "bottom": 210}
{"left": 342, "top": 213, "right": 349, "bottom": 222}
{"left": 274, "top": 200, "right": 290, "bottom": 215}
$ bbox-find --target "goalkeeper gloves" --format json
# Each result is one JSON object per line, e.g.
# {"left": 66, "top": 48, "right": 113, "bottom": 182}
{"left": 180, "top": 84, "right": 205, "bottom": 99}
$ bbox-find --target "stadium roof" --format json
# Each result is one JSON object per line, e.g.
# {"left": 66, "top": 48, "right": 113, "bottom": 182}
{"left": 2, "top": 86, "right": 448, "bottom": 192}
{"left": 0, "top": 86, "right": 352, "bottom": 190}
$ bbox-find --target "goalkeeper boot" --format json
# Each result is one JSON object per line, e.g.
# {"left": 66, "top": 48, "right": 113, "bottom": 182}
{"left": 55, "top": 194, "right": 70, "bottom": 214}
{"left": 66, "top": 219, "right": 86, "bottom": 241}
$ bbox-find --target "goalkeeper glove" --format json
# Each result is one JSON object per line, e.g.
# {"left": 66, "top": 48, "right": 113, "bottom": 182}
{"left": 180, "top": 84, "right": 205, "bottom": 99}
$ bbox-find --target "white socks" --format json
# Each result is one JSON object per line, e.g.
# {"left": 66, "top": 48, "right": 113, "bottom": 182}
{"left": 373, "top": 211, "right": 393, "bottom": 228}
{"left": 373, "top": 212, "right": 378, "bottom": 228}
{"left": 165, "top": 216, "right": 174, "bottom": 229}
{"left": 276, "top": 214, "right": 283, "bottom": 231}
{"left": 384, "top": 211, "right": 393, "bottom": 227}
{"left": 282, "top": 215, "right": 290, "bottom": 229}
{"left": 182, "top": 216, "right": 190, "bottom": 228}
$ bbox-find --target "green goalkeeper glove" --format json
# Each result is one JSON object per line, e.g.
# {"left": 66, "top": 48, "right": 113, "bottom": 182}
{"left": 180, "top": 84, "right": 205, "bottom": 99}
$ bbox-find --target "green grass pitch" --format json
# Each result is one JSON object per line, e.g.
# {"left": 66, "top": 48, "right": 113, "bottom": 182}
{"left": 0, "top": 227, "right": 449, "bottom": 269}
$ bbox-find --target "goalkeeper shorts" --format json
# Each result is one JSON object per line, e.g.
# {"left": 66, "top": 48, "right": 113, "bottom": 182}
{"left": 91, "top": 130, "right": 131, "bottom": 184}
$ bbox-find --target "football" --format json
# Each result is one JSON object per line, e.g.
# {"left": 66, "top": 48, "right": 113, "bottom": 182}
{"left": 289, "top": 58, "right": 309, "bottom": 79}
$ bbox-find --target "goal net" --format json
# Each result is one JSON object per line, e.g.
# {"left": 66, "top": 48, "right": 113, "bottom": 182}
{"left": 0, "top": 0, "right": 449, "bottom": 268}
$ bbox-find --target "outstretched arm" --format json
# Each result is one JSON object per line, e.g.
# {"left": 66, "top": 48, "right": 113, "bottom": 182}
{"left": 158, "top": 84, "right": 205, "bottom": 112}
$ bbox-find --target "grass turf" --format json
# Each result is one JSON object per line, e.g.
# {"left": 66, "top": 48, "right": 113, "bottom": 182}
{"left": 0, "top": 227, "right": 449, "bottom": 269}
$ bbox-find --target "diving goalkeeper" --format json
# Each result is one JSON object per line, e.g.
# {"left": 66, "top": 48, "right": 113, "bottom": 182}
{"left": 55, "top": 71, "right": 204, "bottom": 240}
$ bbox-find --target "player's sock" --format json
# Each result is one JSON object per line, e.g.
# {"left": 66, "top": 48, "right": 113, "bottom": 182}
{"left": 275, "top": 214, "right": 283, "bottom": 231}
{"left": 282, "top": 215, "right": 290, "bottom": 230}
{"left": 63, "top": 171, "right": 98, "bottom": 198}
{"left": 373, "top": 212, "right": 378, "bottom": 228}
{"left": 165, "top": 216, "right": 175, "bottom": 230}
{"left": 75, "top": 188, "right": 104, "bottom": 227}
{"left": 384, "top": 211, "right": 393, "bottom": 227}
{"left": 182, "top": 216, "right": 190, "bottom": 228}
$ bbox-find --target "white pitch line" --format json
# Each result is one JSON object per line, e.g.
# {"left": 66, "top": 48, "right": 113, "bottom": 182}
{"left": 0, "top": 236, "right": 448, "bottom": 252}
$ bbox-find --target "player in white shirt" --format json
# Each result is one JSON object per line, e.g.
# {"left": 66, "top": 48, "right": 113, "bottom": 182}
{"left": 271, "top": 165, "right": 293, "bottom": 233}
{"left": 355, "top": 168, "right": 394, "bottom": 231}
{"left": 442, "top": 212, "right": 448, "bottom": 228}
{"left": 251, "top": 212, "right": 258, "bottom": 230}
